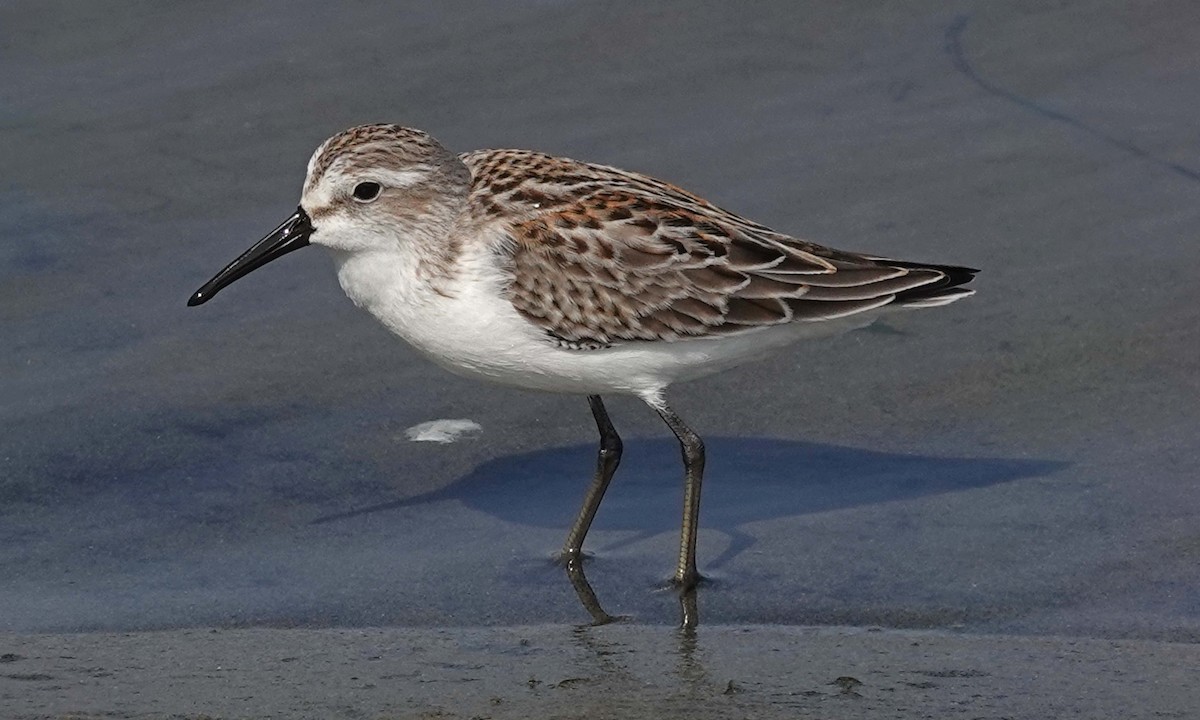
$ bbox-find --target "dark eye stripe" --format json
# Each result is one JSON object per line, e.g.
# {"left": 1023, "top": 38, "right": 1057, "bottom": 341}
{"left": 353, "top": 181, "right": 382, "bottom": 202}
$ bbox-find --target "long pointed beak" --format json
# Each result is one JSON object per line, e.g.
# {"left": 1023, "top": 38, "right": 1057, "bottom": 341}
{"left": 187, "top": 207, "right": 314, "bottom": 306}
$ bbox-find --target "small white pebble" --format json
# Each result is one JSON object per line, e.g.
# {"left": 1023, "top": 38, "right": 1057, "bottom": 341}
{"left": 404, "top": 419, "right": 483, "bottom": 444}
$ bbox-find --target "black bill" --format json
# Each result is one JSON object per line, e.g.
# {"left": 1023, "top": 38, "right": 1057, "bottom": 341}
{"left": 187, "top": 207, "right": 313, "bottom": 306}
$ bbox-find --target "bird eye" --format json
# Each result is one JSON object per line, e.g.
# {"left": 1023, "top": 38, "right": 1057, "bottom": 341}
{"left": 352, "top": 181, "right": 382, "bottom": 202}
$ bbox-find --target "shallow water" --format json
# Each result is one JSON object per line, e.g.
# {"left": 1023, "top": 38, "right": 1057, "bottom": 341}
{"left": 2, "top": 0, "right": 1199, "bottom": 716}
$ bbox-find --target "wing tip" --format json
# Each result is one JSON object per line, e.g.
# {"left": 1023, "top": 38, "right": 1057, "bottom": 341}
{"left": 895, "top": 287, "right": 976, "bottom": 308}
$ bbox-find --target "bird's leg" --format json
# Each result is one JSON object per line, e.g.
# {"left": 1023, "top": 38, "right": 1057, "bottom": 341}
{"left": 559, "top": 395, "right": 623, "bottom": 564}
{"left": 645, "top": 394, "right": 706, "bottom": 592}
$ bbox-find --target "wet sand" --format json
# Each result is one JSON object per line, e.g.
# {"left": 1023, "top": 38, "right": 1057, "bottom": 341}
{"left": 5, "top": 624, "right": 1198, "bottom": 719}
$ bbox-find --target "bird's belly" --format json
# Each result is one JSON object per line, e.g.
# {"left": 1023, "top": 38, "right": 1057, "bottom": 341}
{"left": 333, "top": 248, "right": 881, "bottom": 397}
{"left": 399, "top": 307, "right": 875, "bottom": 398}
{"left": 402, "top": 299, "right": 663, "bottom": 395}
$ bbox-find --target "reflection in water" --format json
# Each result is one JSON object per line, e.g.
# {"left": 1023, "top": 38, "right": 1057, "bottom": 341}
{"left": 313, "top": 437, "right": 1064, "bottom": 627}
{"left": 679, "top": 588, "right": 699, "bottom": 631}
{"left": 674, "top": 625, "right": 710, "bottom": 692}
{"left": 564, "top": 552, "right": 702, "bottom": 630}
{"left": 568, "top": 610, "right": 717, "bottom": 706}
{"left": 563, "top": 556, "right": 621, "bottom": 625}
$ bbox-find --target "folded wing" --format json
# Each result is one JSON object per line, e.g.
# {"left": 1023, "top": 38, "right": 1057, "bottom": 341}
{"left": 463, "top": 151, "right": 977, "bottom": 348}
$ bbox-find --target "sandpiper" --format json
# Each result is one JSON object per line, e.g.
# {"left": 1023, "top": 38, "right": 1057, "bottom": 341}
{"left": 189, "top": 124, "right": 977, "bottom": 624}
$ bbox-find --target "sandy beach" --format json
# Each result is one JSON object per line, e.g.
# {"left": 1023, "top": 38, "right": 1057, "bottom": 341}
{"left": 6, "top": 624, "right": 1200, "bottom": 719}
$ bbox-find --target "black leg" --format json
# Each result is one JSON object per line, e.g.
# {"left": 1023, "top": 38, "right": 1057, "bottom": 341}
{"left": 644, "top": 394, "right": 706, "bottom": 592}
{"left": 560, "top": 395, "right": 623, "bottom": 561}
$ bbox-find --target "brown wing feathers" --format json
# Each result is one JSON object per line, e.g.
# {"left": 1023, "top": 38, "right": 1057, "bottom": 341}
{"left": 468, "top": 151, "right": 975, "bottom": 347}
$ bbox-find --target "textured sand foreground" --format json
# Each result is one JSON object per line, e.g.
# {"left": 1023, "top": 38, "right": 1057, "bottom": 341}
{"left": 2, "top": 624, "right": 1196, "bottom": 719}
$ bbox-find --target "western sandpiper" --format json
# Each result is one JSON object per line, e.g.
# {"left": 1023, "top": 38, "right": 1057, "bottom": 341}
{"left": 189, "top": 124, "right": 977, "bottom": 626}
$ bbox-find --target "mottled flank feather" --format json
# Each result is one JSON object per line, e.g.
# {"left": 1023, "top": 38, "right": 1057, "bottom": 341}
{"left": 457, "top": 150, "right": 977, "bottom": 348}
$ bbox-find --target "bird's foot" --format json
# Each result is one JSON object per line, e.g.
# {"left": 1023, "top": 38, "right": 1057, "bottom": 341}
{"left": 581, "top": 611, "right": 629, "bottom": 627}
{"left": 554, "top": 548, "right": 594, "bottom": 568}
{"left": 663, "top": 570, "right": 711, "bottom": 593}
